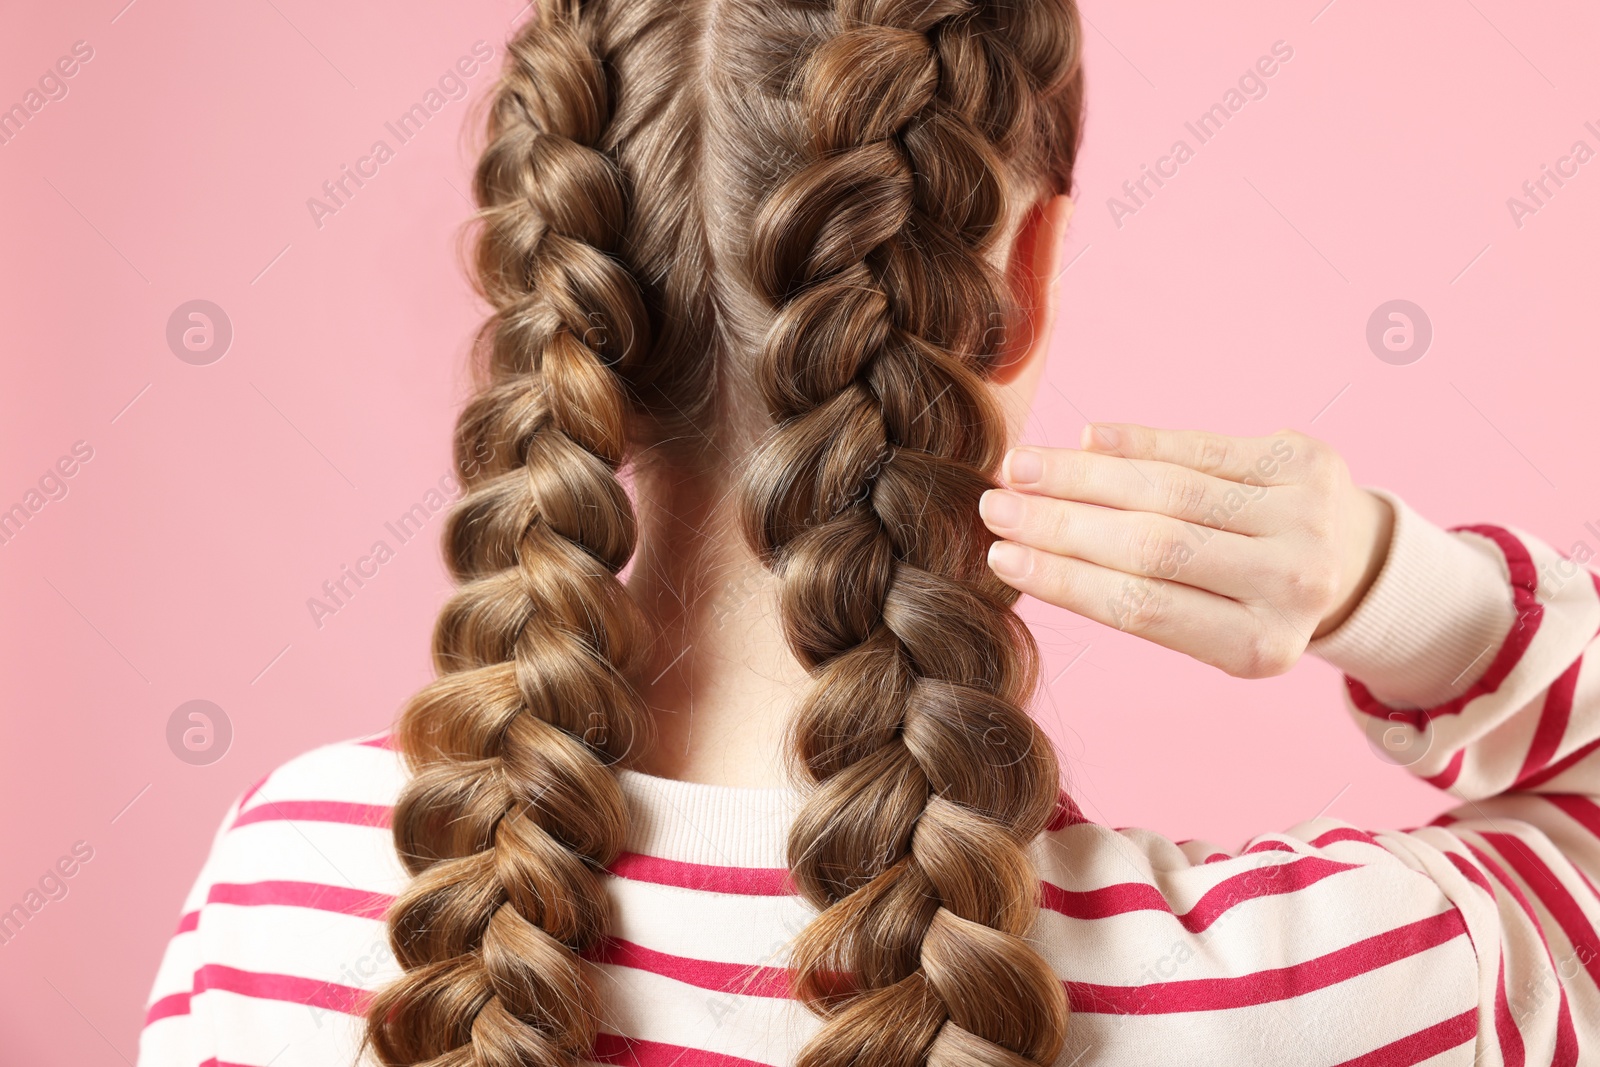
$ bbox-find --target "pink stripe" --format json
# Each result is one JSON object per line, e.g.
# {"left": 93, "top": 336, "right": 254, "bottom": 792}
{"left": 1551, "top": 975, "right": 1581, "bottom": 1061}
{"left": 144, "top": 990, "right": 191, "bottom": 1025}
{"left": 236, "top": 772, "right": 271, "bottom": 813}
{"left": 1064, "top": 909, "right": 1466, "bottom": 1015}
{"left": 1040, "top": 856, "right": 1357, "bottom": 934}
{"left": 1491, "top": 955, "right": 1526, "bottom": 1067}
{"left": 592, "top": 1033, "right": 775, "bottom": 1067}
{"left": 1242, "top": 839, "right": 1297, "bottom": 854}
{"left": 1046, "top": 790, "right": 1089, "bottom": 831}
{"left": 231, "top": 800, "right": 392, "bottom": 830}
{"left": 1515, "top": 659, "right": 1583, "bottom": 786}
{"left": 1546, "top": 793, "right": 1600, "bottom": 840}
{"left": 1481, "top": 831, "right": 1600, "bottom": 988}
{"left": 607, "top": 852, "right": 793, "bottom": 897}
{"left": 588, "top": 937, "right": 789, "bottom": 998}
{"left": 194, "top": 962, "right": 369, "bottom": 1015}
{"left": 1422, "top": 749, "right": 1465, "bottom": 791}
{"left": 1444, "top": 853, "right": 1523, "bottom": 1065}
{"left": 1518, "top": 736, "right": 1600, "bottom": 791}
{"left": 1330, "top": 1009, "right": 1477, "bottom": 1067}
{"left": 1462, "top": 842, "right": 1578, "bottom": 1066}
{"left": 227, "top": 808, "right": 794, "bottom": 897}
{"left": 1445, "top": 852, "right": 1493, "bottom": 896}
{"left": 1349, "top": 525, "right": 1542, "bottom": 729}
{"left": 1308, "top": 827, "right": 1380, "bottom": 848}
{"left": 358, "top": 733, "right": 395, "bottom": 749}
{"left": 175, "top": 909, "right": 200, "bottom": 935}
{"left": 207, "top": 880, "right": 395, "bottom": 920}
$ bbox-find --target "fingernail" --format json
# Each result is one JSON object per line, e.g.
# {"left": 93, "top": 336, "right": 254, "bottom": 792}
{"left": 1083, "top": 424, "right": 1119, "bottom": 450}
{"left": 988, "top": 541, "right": 1033, "bottom": 580}
{"left": 1006, "top": 448, "right": 1044, "bottom": 486}
{"left": 980, "top": 489, "right": 1023, "bottom": 529}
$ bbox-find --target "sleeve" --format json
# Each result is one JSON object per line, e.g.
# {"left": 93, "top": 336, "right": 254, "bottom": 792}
{"left": 135, "top": 787, "right": 249, "bottom": 1067}
{"left": 1308, "top": 486, "right": 1600, "bottom": 1064}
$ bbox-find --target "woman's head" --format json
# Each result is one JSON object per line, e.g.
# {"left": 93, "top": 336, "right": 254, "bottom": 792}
{"left": 366, "top": 1, "right": 1085, "bottom": 1065}
{"left": 581, "top": 0, "right": 1084, "bottom": 474}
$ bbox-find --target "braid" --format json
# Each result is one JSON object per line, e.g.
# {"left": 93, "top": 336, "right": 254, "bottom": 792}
{"left": 364, "top": 0, "right": 1085, "bottom": 1062}
{"left": 736, "top": 3, "right": 1084, "bottom": 1067}
{"left": 364, "top": 5, "right": 659, "bottom": 1064}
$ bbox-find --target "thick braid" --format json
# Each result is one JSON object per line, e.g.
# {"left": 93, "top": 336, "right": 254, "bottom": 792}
{"left": 363, "top": 5, "right": 658, "bottom": 1065}
{"left": 738, "top": 3, "right": 1083, "bottom": 1067}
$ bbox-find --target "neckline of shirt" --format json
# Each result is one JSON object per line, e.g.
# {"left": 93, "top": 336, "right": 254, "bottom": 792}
{"left": 615, "top": 767, "right": 800, "bottom": 869}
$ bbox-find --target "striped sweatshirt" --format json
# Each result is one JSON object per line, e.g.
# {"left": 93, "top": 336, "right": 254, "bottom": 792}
{"left": 138, "top": 488, "right": 1600, "bottom": 1067}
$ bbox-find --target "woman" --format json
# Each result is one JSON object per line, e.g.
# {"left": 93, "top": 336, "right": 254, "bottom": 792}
{"left": 138, "top": 1, "right": 1600, "bottom": 1065}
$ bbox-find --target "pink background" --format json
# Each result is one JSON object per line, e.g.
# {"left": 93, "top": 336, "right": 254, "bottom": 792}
{"left": 2, "top": 0, "right": 1597, "bottom": 1061}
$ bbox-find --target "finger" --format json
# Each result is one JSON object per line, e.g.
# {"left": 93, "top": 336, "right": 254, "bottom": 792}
{"left": 986, "top": 540, "right": 1294, "bottom": 677}
{"left": 1000, "top": 445, "right": 1282, "bottom": 534}
{"left": 979, "top": 489, "right": 1263, "bottom": 600}
{"left": 1081, "top": 423, "right": 1299, "bottom": 487}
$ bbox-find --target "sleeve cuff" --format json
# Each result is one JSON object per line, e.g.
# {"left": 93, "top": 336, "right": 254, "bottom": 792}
{"left": 1307, "top": 487, "right": 1518, "bottom": 710}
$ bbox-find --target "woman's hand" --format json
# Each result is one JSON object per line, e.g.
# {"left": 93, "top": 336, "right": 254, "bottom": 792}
{"left": 980, "top": 424, "right": 1394, "bottom": 678}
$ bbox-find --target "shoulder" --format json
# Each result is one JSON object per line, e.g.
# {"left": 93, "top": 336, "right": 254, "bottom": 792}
{"left": 232, "top": 731, "right": 408, "bottom": 828}
{"left": 141, "top": 735, "right": 413, "bottom": 1063}
{"left": 209, "top": 731, "right": 412, "bottom": 897}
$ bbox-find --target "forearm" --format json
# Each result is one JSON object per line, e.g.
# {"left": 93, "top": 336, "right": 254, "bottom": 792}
{"left": 1310, "top": 489, "right": 1600, "bottom": 800}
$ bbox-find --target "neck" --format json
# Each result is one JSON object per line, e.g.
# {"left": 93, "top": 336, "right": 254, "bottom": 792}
{"left": 625, "top": 459, "right": 811, "bottom": 788}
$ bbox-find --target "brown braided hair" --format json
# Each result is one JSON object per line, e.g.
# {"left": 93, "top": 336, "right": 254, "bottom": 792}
{"left": 365, "top": 0, "right": 1084, "bottom": 1064}
{"left": 739, "top": 3, "right": 1083, "bottom": 1066}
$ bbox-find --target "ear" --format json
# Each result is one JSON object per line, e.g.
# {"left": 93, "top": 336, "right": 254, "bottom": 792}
{"left": 991, "top": 193, "right": 1075, "bottom": 389}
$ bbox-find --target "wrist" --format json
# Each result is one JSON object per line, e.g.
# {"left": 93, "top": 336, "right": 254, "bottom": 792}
{"left": 1308, "top": 489, "right": 1518, "bottom": 708}
{"left": 1312, "top": 486, "right": 1395, "bottom": 640}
